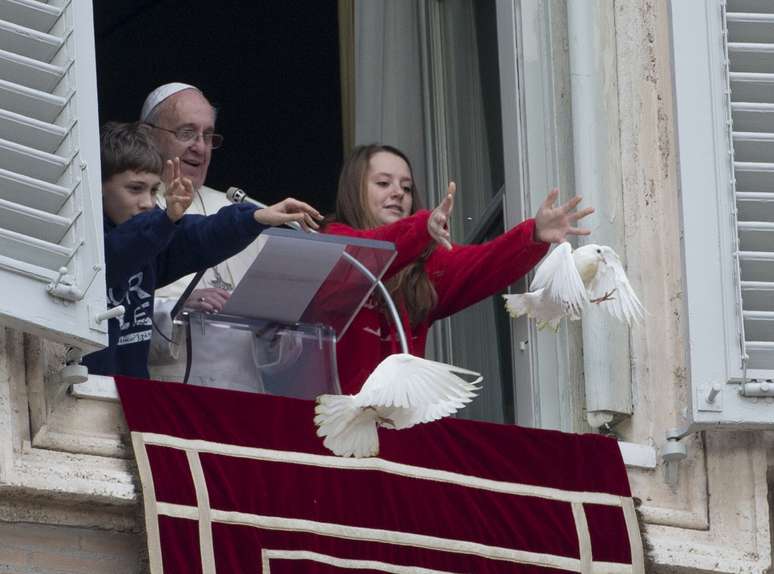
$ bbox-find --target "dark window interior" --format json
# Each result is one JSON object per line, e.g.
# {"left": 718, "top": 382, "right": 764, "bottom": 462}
{"left": 93, "top": 1, "right": 342, "bottom": 214}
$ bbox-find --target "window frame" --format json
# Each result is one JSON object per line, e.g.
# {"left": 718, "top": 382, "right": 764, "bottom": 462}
{"left": 424, "top": 0, "right": 578, "bottom": 430}
{"left": 497, "top": 0, "right": 578, "bottom": 430}
{"left": 353, "top": 0, "right": 579, "bottom": 430}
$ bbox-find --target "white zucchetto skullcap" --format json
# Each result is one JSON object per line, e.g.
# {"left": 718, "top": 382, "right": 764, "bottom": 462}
{"left": 140, "top": 82, "right": 201, "bottom": 121}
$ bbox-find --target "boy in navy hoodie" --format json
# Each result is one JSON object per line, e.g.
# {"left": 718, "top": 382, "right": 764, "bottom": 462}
{"left": 83, "top": 122, "right": 321, "bottom": 378}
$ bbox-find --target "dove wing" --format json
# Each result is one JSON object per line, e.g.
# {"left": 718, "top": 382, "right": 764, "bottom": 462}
{"left": 354, "top": 354, "right": 481, "bottom": 428}
{"left": 530, "top": 242, "right": 587, "bottom": 315}
{"left": 385, "top": 392, "right": 479, "bottom": 430}
{"left": 588, "top": 249, "right": 645, "bottom": 326}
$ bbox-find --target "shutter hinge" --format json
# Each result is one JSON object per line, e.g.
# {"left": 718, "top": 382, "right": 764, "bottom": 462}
{"left": 47, "top": 265, "right": 101, "bottom": 302}
{"left": 738, "top": 380, "right": 774, "bottom": 398}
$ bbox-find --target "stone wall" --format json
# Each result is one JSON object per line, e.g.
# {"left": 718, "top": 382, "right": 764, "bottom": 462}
{"left": 0, "top": 522, "right": 144, "bottom": 574}
{"left": 0, "top": 329, "right": 144, "bottom": 572}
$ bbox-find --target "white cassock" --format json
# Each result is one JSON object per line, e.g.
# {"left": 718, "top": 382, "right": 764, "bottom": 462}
{"left": 148, "top": 185, "right": 263, "bottom": 388}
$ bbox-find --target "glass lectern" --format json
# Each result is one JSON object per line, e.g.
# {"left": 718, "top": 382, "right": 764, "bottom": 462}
{"left": 174, "top": 228, "right": 396, "bottom": 399}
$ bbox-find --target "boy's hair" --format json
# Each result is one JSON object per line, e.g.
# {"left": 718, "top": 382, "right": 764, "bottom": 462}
{"left": 100, "top": 121, "right": 163, "bottom": 182}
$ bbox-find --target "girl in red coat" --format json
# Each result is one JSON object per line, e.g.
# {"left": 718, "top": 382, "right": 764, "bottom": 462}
{"left": 324, "top": 144, "right": 593, "bottom": 394}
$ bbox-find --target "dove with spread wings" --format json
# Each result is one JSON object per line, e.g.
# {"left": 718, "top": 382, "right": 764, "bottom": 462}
{"left": 314, "top": 353, "right": 482, "bottom": 458}
{"left": 503, "top": 242, "right": 644, "bottom": 330}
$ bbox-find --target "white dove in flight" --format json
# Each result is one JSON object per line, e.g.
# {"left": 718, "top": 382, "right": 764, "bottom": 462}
{"left": 314, "top": 353, "right": 482, "bottom": 458}
{"left": 503, "top": 242, "right": 644, "bottom": 330}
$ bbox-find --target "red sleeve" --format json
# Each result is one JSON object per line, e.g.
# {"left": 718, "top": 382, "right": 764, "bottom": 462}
{"left": 323, "top": 210, "right": 433, "bottom": 280}
{"left": 427, "top": 218, "right": 550, "bottom": 321}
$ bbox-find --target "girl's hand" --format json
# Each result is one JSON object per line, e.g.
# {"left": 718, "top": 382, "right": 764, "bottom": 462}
{"left": 534, "top": 188, "right": 594, "bottom": 244}
{"left": 428, "top": 181, "right": 456, "bottom": 251}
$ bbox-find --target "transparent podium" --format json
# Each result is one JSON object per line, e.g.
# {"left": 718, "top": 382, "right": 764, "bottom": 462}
{"left": 175, "top": 228, "right": 396, "bottom": 399}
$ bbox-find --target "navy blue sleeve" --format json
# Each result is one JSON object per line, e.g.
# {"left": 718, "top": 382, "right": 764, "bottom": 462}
{"left": 155, "top": 203, "right": 268, "bottom": 287}
{"left": 103, "top": 209, "right": 177, "bottom": 287}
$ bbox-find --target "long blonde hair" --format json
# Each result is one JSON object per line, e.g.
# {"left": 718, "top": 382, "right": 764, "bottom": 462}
{"left": 331, "top": 144, "right": 437, "bottom": 325}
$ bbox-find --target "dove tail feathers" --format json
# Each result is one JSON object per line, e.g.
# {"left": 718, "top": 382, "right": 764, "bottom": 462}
{"left": 503, "top": 293, "right": 531, "bottom": 319}
{"left": 314, "top": 394, "right": 380, "bottom": 458}
{"left": 503, "top": 292, "right": 565, "bottom": 332}
{"left": 503, "top": 292, "right": 550, "bottom": 322}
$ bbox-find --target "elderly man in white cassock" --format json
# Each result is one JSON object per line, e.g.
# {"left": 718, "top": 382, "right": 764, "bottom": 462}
{"left": 142, "top": 83, "right": 262, "bottom": 387}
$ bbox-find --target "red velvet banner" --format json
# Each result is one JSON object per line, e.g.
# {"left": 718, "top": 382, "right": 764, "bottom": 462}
{"left": 116, "top": 376, "right": 644, "bottom": 573}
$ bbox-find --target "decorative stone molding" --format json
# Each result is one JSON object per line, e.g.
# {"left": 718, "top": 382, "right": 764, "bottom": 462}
{"left": 0, "top": 330, "right": 140, "bottom": 532}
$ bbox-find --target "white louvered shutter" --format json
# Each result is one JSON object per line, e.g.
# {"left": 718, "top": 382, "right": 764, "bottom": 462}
{"left": 726, "top": 0, "right": 774, "bottom": 376}
{"left": 671, "top": 0, "right": 774, "bottom": 428}
{"left": 0, "top": 0, "right": 107, "bottom": 352}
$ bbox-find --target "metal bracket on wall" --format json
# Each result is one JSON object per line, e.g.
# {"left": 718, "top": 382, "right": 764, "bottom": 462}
{"left": 661, "top": 425, "right": 692, "bottom": 490}
{"left": 696, "top": 382, "right": 723, "bottom": 412}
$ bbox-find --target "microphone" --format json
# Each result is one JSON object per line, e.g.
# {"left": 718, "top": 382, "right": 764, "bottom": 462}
{"left": 226, "top": 186, "right": 265, "bottom": 208}
{"left": 226, "top": 187, "right": 303, "bottom": 233}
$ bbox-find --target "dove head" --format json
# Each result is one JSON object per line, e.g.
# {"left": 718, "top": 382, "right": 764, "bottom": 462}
{"left": 575, "top": 244, "right": 607, "bottom": 262}
{"left": 573, "top": 244, "right": 606, "bottom": 285}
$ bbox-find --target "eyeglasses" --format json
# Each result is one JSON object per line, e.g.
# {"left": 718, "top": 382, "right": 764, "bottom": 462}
{"left": 146, "top": 124, "right": 224, "bottom": 149}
